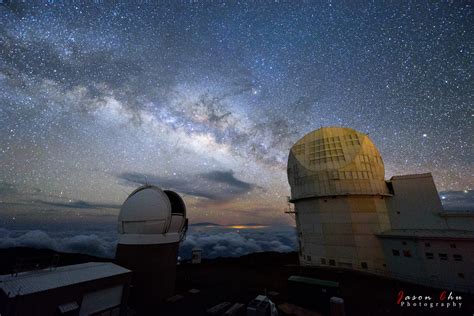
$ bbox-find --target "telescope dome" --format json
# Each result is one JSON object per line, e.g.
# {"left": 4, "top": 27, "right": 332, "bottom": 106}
{"left": 287, "top": 127, "right": 389, "bottom": 200}
{"left": 117, "top": 185, "right": 187, "bottom": 244}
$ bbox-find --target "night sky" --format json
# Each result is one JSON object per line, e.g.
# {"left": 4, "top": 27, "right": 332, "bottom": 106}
{"left": 0, "top": 1, "right": 472, "bottom": 229}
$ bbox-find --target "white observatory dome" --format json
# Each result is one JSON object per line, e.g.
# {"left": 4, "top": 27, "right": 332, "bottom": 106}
{"left": 117, "top": 185, "right": 187, "bottom": 245}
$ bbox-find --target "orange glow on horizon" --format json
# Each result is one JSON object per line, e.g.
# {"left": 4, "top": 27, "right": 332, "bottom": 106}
{"left": 225, "top": 225, "right": 268, "bottom": 229}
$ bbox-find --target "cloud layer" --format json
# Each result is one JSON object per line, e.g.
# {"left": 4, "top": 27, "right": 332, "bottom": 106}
{"left": 440, "top": 190, "right": 474, "bottom": 211}
{"left": 180, "top": 226, "right": 297, "bottom": 259}
{"left": 0, "top": 228, "right": 117, "bottom": 258}
{"left": 0, "top": 225, "right": 297, "bottom": 260}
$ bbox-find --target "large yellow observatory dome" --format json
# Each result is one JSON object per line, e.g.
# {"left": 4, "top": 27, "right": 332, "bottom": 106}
{"left": 287, "top": 127, "right": 389, "bottom": 200}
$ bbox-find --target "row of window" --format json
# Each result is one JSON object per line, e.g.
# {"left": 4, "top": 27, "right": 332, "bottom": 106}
{"left": 319, "top": 257, "right": 368, "bottom": 270}
{"left": 313, "top": 134, "right": 359, "bottom": 144}
{"left": 392, "top": 249, "right": 463, "bottom": 261}
{"left": 392, "top": 249, "right": 411, "bottom": 257}
{"left": 309, "top": 149, "right": 344, "bottom": 158}
{"left": 332, "top": 170, "right": 375, "bottom": 180}
{"left": 426, "top": 253, "right": 463, "bottom": 261}
{"left": 404, "top": 241, "right": 457, "bottom": 249}
{"left": 294, "top": 134, "right": 362, "bottom": 156}
{"left": 359, "top": 162, "right": 373, "bottom": 171}
{"left": 309, "top": 141, "right": 342, "bottom": 151}
{"left": 319, "top": 257, "right": 335, "bottom": 266}
{"left": 293, "top": 144, "right": 305, "bottom": 155}
{"left": 344, "top": 139, "right": 361, "bottom": 146}
{"left": 309, "top": 155, "right": 346, "bottom": 164}
{"left": 359, "top": 154, "right": 370, "bottom": 163}
{"left": 298, "top": 141, "right": 345, "bottom": 156}
{"left": 312, "top": 136, "right": 342, "bottom": 144}
{"left": 305, "top": 254, "right": 466, "bottom": 280}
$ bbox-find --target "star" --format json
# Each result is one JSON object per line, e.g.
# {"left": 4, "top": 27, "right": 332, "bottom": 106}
{"left": 0, "top": 1, "right": 471, "bottom": 228}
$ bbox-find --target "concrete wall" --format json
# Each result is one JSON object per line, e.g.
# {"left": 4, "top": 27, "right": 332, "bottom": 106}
{"left": 381, "top": 238, "right": 474, "bottom": 292}
{"left": 386, "top": 174, "right": 448, "bottom": 230}
{"left": 295, "top": 195, "right": 390, "bottom": 274}
{"left": 441, "top": 212, "right": 474, "bottom": 231}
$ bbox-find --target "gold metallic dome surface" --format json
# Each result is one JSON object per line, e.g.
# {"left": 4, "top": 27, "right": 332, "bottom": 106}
{"left": 287, "top": 127, "right": 388, "bottom": 199}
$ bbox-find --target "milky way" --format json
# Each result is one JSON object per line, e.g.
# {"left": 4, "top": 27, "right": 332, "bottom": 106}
{"left": 0, "top": 1, "right": 472, "bottom": 228}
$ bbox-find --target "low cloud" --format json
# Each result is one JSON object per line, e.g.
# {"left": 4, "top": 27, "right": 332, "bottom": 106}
{"left": 0, "top": 228, "right": 117, "bottom": 258}
{"left": 0, "top": 181, "right": 42, "bottom": 197}
{"left": 0, "top": 226, "right": 297, "bottom": 260}
{"left": 118, "top": 170, "right": 256, "bottom": 201}
{"left": 0, "top": 182, "right": 19, "bottom": 196}
{"left": 35, "top": 199, "right": 121, "bottom": 210}
{"left": 0, "top": 181, "right": 120, "bottom": 212}
{"left": 180, "top": 226, "right": 297, "bottom": 259}
{"left": 201, "top": 170, "right": 253, "bottom": 191}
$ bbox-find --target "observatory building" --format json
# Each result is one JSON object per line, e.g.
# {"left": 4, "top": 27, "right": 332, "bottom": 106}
{"left": 115, "top": 185, "right": 188, "bottom": 313}
{"left": 287, "top": 127, "right": 474, "bottom": 292}
{"left": 0, "top": 262, "right": 131, "bottom": 316}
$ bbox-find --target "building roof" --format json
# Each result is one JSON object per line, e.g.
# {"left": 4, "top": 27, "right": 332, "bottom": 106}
{"left": 288, "top": 275, "right": 339, "bottom": 288}
{"left": 389, "top": 173, "right": 433, "bottom": 180}
{"left": 376, "top": 229, "right": 474, "bottom": 240}
{"left": 0, "top": 262, "right": 130, "bottom": 298}
{"left": 439, "top": 210, "right": 474, "bottom": 217}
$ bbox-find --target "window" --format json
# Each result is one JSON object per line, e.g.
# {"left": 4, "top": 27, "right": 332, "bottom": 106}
{"left": 321, "top": 258, "right": 326, "bottom": 265}
{"left": 453, "top": 254, "right": 463, "bottom": 261}
{"left": 425, "top": 252, "right": 434, "bottom": 259}
{"left": 402, "top": 241, "right": 407, "bottom": 246}
{"left": 361, "top": 262, "right": 368, "bottom": 269}
{"left": 450, "top": 243, "right": 456, "bottom": 249}
{"left": 392, "top": 249, "right": 400, "bottom": 256}
{"left": 439, "top": 253, "right": 448, "bottom": 261}
{"left": 294, "top": 144, "right": 305, "bottom": 155}
{"left": 425, "top": 242, "right": 431, "bottom": 247}
{"left": 403, "top": 250, "right": 412, "bottom": 257}
{"left": 307, "top": 255, "right": 312, "bottom": 262}
{"left": 329, "top": 259, "right": 336, "bottom": 266}
{"left": 458, "top": 273, "right": 465, "bottom": 279}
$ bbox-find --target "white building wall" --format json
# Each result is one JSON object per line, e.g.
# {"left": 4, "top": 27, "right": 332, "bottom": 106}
{"left": 288, "top": 127, "right": 473, "bottom": 294}
{"left": 381, "top": 238, "right": 474, "bottom": 292}
{"left": 386, "top": 174, "right": 448, "bottom": 230}
{"left": 295, "top": 196, "right": 389, "bottom": 274}
{"left": 441, "top": 213, "right": 474, "bottom": 231}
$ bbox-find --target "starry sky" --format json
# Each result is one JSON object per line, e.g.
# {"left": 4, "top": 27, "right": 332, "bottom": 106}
{"left": 0, "top": 1, "right": 472, "bottom": 230}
